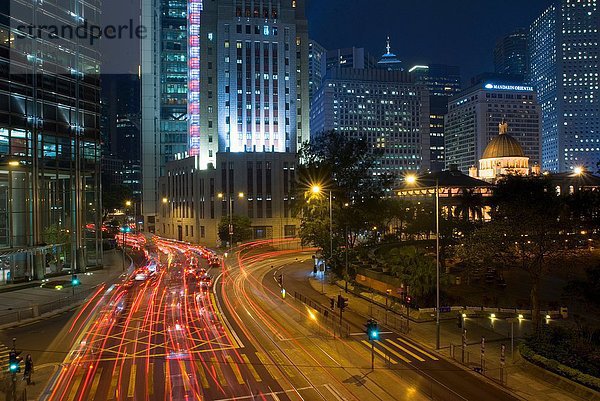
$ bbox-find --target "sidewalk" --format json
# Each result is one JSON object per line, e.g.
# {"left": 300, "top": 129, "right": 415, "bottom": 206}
{"left": 0, "top": 250, "right": 133, "bottom": 401}
{"left": 0, "top": 250, "right": 130, "bottom": 329}
{"left": 308, "top": 276, "right": 600, "bottom": 401}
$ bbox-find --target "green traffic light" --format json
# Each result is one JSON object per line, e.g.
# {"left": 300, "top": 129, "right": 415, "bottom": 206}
{"left": 9, "top": 363, "right": 18, "bottom": 372}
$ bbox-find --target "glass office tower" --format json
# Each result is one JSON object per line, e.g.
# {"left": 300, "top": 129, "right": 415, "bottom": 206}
{"left": 0, "top": 0, "right": 102, "bottom": 283}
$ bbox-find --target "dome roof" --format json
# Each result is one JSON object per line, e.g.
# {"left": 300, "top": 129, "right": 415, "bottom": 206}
{"left": 482, "top": 122, "right": 526, "bottom": 159}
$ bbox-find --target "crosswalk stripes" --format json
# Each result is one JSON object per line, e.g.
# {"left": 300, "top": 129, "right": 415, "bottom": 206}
{"left": 359, "top": 337, "right": 440, "bottom": 364}
{"left": 0, "top": 344, "right": 10, "bottom": 371}
{"left": 393, "top": 337, "right": 439, "bottom": 360}
{"left": 361, "top": 340, "right": 398, "bottom": 364}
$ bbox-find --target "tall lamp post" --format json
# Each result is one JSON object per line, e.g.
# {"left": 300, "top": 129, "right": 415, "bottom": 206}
{"left": 218, "top": 192, "right": 244, "bottom": 250}
{"left": 406, "top": 174, "right": 441, "bottom": 349}
{"left": 311, "top": 185, "right": 332, "bottom": 271}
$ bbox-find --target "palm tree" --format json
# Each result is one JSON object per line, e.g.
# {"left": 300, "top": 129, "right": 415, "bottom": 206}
{"left": 453, "top": 188, "right": 484, "bottom": 222}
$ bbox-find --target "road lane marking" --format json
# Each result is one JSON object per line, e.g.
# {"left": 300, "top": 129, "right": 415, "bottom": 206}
{"left": 107, "top": 367, "right": 119, "bottom": 400}
{"left": 225, "top": 354, "right": 245, "bottom": 384}
{"left": 393, "top": 337, "right": 439, "bottom": 360}
{"left": 268, "top": 349, "right": 295, "bottom": 378}
{"left": 88, "top": 367, "right": 103, "bottom": 400}
{"left": 127, "top": 364, "right": 137, "bottom": 397}
{"left": 148, "top": 363, "right": 154, "bottom": 395}
{"left": 386, "top": 339, "right": 425, "bottom": 362}
{"left": 65, "top": 372, "right": 84, "bottom": 401}
{"left": 255, "top": 351, "right": 281, "bottom": 381}
{"left": 376, "top": 341, "right": 411, "bottom": 363}
{"left": 361, "top": 340, "right": 398, "bottom": 364}
{"left": 241, "top": 354, "right": 262, "bottom": 382}
{"left": 211, "top": 356, "right": 228, "bottom": 386}
{"left": 195, "top": 360, "right": 210, "bottom": 388}
{"left": 324, "top": 383, "right": 347, "bottom": 401}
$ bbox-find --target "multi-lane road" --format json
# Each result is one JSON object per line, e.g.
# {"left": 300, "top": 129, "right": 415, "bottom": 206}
{"left": 32, "top": 237, "right": 520, "bottom": 401}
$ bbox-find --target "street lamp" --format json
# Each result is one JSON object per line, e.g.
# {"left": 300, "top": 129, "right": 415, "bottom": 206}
{"left": 310, "top": 184, "right": 333, "bottom": 285}
{"left": 573, "top": 166, "right": 584, "bottom": 176}
{"left": 218, "top": 192, "right": 244, "bottom": 250}
{"left": 405, "top": 173, "right": 441, "bottom": 350}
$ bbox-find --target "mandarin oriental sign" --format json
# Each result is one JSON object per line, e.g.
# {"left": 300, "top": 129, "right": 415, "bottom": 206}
{"left": 484, "top": 83, "right": 533, "bottom": 91}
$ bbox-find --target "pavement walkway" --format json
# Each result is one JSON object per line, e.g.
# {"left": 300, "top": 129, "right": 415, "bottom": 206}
{"left": 0, "top": 250, "right": 133, "bottom": 400}
{"left": 308, "top": 276, "right": 600, "bottom": 401}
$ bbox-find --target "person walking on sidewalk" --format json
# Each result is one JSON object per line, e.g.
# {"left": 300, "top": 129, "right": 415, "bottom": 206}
{"left": 23, "top": 354, "right": 33, "bottom": 385}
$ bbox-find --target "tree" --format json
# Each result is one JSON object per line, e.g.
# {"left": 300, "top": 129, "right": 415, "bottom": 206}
{"left": 387, "top": 246, "right": 449, "bottom": 306}
{"left": 217, "top": 215, "right": 252, "bottom": 245}
{"left": 461, "top": 175, "right": 569, "bottom": 332}
{"left": 295, "top": 130, "right": 394, "bottom": 272}
{"left": 453, "top": 188, "right": 484, "bottom": 222}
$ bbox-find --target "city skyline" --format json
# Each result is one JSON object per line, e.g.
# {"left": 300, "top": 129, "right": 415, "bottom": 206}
{"left": 306, "top": 0, "right": 550, "bottom": 83}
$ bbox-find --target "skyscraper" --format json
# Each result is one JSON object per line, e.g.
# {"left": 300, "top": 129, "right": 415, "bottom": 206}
{"left": 0, "top": 0, "right": 102, "bottom": 282}
{"left": 154, "top": 0, "right": 310, "bottom": 244}
{"left": 529, "top": 0, "right": 600, "bottom": 172}
{"left": 311, "top": 68, "right": 430, "bottom": 177}
{"left": 445, "top": 80, "right": 541, "bottom": 173}
{"left": 494, "top": 28, "right": 529, "bottom": 77}
{"left": 309, "top": 40, "right": 326, "bottom": 102}
{"left": 141, "top": 0, "right": 189, "bottom": 231}
{"left": 377, "top": 37, "right": 403, "bottom": 72}
{"left": 409, "top": 64, "right": 462, "bottom": 171}
{"left": 324, "top": 47, "right": 376, "bottom": 72}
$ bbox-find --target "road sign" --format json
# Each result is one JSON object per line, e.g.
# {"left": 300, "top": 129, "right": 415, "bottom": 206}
{"left": 440, "top": 306, "right": 451, "bottom": 313}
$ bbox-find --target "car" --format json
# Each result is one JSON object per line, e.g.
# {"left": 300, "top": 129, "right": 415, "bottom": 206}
{"left": 134, "top": 272, "right": 147, "bottom": 281}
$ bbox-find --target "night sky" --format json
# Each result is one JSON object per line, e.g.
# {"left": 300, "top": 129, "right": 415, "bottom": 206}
{"left": 306, "top": 0, "right": 550, "bottom": 84}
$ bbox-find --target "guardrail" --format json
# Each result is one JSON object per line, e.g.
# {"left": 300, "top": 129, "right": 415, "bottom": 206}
{"left": 293, "top": 291, "right": 350, "bottom": 338}
{"left": 0, "top": 286, "right": 99, "bottom": 327}
{"left": 449, "top": 343, "right": 508, "bottom": 386}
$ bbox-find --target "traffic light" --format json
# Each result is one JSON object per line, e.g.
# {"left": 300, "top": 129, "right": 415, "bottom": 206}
{"left": 330, "top": 297, "right": 335, "bottom": 309}
{"left": 406, "top": 295, "right": 412, "bottom": 305}
{"left": 365, "top": 319, "right": 379, "bottom": 341}
{"left": 71, "top": 274, "right": 80, "bottom": 287}
{"left": 337, "top": 295, "right": 348, "bottom": 311}
{"left": 8, "top": 350, "right": 21, "bottom": 373}
{"left": 277, "top": 274, "right": 283, "bottom": 286}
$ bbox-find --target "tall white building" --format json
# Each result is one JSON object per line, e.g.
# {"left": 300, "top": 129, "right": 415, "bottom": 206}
{"left": 529, "top": 0, "right": 600, "bottom": 172}
{"left": 142, "top": 0, "right": 310, "bottom": 231}
{"left": 445, "top": 81, "right": 541, "bottom": 173}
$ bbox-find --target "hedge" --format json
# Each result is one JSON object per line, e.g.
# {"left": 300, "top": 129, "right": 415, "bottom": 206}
{"left": 519, "top": 343, "right": 600, "bottom": 392}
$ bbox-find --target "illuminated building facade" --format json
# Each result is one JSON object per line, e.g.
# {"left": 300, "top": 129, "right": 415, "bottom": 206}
{"left": 157, "top": 152, "right": 298, "bottom": 246}
{"left": 445, "top": 81, "right": 541, "bottom": 173}
{"left": 529, "top": 0, "right": 600, "bottom": 172}
{"left": 311, "top": 68, "right": 430, "bottom": 177}
{"left": 155, "top": 0, "right": 309, "bottom": 243}
{"left": 0, "top": 0, "right": 103, "bottom": 283}
{"left": 409, "top": 64, "right": 462, "bottom": 171}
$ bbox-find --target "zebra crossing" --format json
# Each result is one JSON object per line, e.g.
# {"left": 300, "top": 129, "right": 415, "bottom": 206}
{"left": 359, "top": 336, "right": 440, "bottom": 364}
{"left": 0, "top": 342, "right": 10, "bottom": 372}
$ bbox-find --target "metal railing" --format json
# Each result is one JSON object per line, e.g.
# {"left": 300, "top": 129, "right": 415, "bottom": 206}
{"left": 0, "top": 286, "right": 99, "bottom": 327}
{"left": 293, "top": 291, "right": 350, "bottom": 338}
{"left": 449, "top": 343, "right": 508, "bottom": 386}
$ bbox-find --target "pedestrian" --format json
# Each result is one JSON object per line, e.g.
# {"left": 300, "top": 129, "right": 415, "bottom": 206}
{"left": 23, "top": 354, "right": 33, "bottom": 385}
